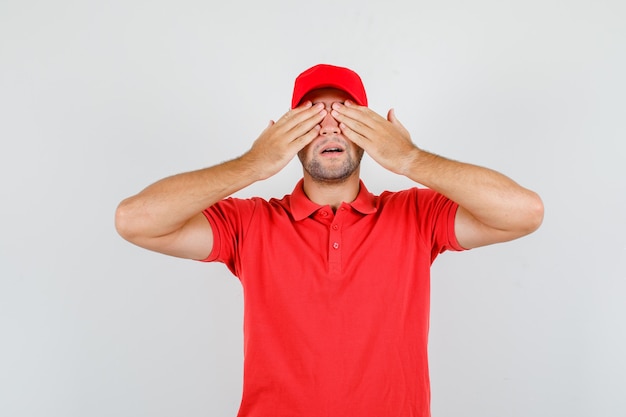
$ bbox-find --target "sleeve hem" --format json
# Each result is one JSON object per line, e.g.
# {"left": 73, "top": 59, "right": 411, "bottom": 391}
{"left": 449, "top": 203, "right": 469, "bottom": 252}
{"left": 196, "top": 209, "right": 220, "bottom": 262}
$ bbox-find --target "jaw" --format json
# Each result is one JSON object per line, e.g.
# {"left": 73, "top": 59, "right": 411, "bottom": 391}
{"left": 298, "top": 147, "right": 364, "bottom": 185}
{"left": 300, "top": 164, "right": 362, "bottom": 209}
{"left": 302, "top": 164, "right": 361, "bottom": 185}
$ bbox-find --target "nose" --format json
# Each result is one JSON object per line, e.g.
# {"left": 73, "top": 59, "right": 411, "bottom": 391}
{"left": 319, "top": 110, "right": 340, "bottom": 136}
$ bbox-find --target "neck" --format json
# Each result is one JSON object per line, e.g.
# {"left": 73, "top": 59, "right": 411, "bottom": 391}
{"left": 301, "top": 170, "right": 361, "bottom": 211}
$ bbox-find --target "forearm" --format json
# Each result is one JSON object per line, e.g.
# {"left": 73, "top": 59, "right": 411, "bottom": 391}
{"left": 115, "top": 155, "right": 262, "bottom": 241}
{"left": 330, "top": 102, "right": 543, "bottom": 246}
{"left": 405, "top": 148, "right": 544, "bottom": 234}
{"left": 115, "top": 102, "right": 325, "bottom": 257}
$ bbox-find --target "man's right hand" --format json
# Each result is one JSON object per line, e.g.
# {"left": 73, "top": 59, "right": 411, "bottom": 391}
{"left": 243, "top": 101, "right": 327, "bottom": 180}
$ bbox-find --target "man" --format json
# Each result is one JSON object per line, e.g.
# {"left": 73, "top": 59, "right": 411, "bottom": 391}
{"left": 115, "top": 64, "right": 543, "bottom": 416}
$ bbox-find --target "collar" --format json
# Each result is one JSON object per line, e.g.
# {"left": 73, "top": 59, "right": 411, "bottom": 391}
{"left": 289, "top": 178, "right": 378, "bottom": 221}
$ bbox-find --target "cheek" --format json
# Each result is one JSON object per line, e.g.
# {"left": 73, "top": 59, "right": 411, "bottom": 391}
{"left": 299, "top": 141, "right": 316, "bottom": 156}
{"left": 297, "top": 146, "right": 309, "bottom": 162}
{"left": 347, "top": 141, "right": 364, "bottom": 155}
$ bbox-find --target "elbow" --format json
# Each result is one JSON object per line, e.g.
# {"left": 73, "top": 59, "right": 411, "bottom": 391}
{"left": 521, "top": 192, "right": 545, "bottom": 235}
{"left": 114, "top": 198, "right": 139, "bottom": 242}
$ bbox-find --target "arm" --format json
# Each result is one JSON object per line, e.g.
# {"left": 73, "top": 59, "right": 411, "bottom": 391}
{"left": 331, "top": 101, "right": 544, "bottom": 249}
{"left": 115, "top": 102, "right": 328, "bottom": 259}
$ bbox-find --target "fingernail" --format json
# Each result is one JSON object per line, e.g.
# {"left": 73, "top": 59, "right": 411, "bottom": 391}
{"left": 331, "top": 110, "right": 339, "bottom": 118}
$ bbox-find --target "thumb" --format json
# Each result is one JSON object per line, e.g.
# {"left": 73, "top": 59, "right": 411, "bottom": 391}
{"left": 387, "top": 108, "right": 398, "bottom": 123}
{"left": 263, "top": 120, "right": 275, "bottom": 131}
{"left": 387, "top": 108, "right": 409, "bottom": 134}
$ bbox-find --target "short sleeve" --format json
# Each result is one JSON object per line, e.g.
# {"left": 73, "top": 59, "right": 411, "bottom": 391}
{"left": 414, "top": 188, "right": 466, "bottom": 262}
{"left": 199, "top": 197, "right": 259, "bottom": 276}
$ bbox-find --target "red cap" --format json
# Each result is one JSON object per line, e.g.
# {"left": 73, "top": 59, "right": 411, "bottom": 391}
{"left": 291, "top": 64, "right": 368, "bottom": 108}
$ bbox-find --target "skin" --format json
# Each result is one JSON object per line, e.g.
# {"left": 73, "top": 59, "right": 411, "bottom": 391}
{"left": 295, "top": 89, "right": 365, "bottom": 206}
{"left": 115, "top": 88, "right": 544, "bottom": 259}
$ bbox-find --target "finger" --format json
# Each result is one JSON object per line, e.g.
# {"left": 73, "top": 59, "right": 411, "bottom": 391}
{"left": 277, "top": 103, "right": 326, "bottom": 134}
{"left": 290, "top": 124, "right": 321, "bottom": 151}
{"left": 339, "top": 120, "right": 369, "bottom": 149}
{"left": 269, "top": 109, "right": 324, "bottom": 148}
{"left": 387, "top": 108, "right": 410, "bottom": 137}
{"left": 297, "top": 100, "right": 312, "bottom": 109}
{"left": 387, "top": 108, "right": 401, "bottom": 128}
{"left": 332, "top": 101, "right": 367, "bottom": 121}
{"left": 332, "top": 107, "right": 375, "bottom": 139}
{"left": 274, "top": 101, "right": 311, "bottom": 129}
{"left": 291, "top": 100, "right": 313, "bottom": 114}
{"left": 284, "top": 108, "right": 327, "bottom": 141}
{"left": 331, "top": 101, "right": 382, "bottom": 133}
{"left": 278, "top": 101, "right": 319, "bottom": 123}
{"left": 341, "top": 100, "right": 381, "bottom": 125}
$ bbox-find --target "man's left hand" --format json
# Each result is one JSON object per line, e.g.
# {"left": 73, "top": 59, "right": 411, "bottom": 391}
{"left": 331, "top": 101, "right": 418, "bottom": 176}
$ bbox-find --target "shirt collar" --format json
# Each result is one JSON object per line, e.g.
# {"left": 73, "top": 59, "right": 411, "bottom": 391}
{"left": 289, "top": 178, "right": 378, "bottom": 221}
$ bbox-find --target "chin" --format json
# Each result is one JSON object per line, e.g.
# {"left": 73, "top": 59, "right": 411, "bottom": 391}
{"left": 304, "top": 165, "right": 361, "bottom": 184}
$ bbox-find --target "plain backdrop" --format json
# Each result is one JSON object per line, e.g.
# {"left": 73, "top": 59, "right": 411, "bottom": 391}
{"left": 1, "top": 0, "right": 625, "bottom": 416}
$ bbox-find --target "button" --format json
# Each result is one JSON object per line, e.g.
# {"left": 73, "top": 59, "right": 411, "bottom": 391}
{"left": 340, "top": 207, "right": 346, "bottom": 211}
{"left": 320, "top": 211, "right": 328, "bottom": 217}
{"left": 332, "top": 242, "right": 339, "bottom": 249}
{"left": 332, "top": 224, "right": 339, "bottom": 230}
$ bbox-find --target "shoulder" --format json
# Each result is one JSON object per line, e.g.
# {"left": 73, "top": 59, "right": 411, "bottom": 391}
{"left": 377, "top": 186, "right": 438, "bottom": 206}
{"left": 206, "top": 193, "right": 294, "bottom": 220}
{"left": 376, "top": 187, "right": 458, "bottom": 223}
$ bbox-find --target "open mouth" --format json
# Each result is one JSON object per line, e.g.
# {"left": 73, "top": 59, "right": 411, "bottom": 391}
{"left": 321, "top": 147, "right": 343, "bottom": 154}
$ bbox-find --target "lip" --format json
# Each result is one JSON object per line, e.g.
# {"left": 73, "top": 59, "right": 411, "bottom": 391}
{"left": 318, "top": 141, "right": 346, "bottom": 156}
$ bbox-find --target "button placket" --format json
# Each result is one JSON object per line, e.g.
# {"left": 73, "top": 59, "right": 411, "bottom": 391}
{"left": 328, "top": 210, "right": 344, "bottom": 276}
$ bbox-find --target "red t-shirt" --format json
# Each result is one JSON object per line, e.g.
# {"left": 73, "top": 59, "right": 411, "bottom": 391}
{"left": 202, "top": 179, "right": 465, "bottom": 417}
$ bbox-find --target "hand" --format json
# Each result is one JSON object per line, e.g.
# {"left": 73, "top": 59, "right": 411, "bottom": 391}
{"left": 245, "top": 101, "right": 327, "bottom": 180}
{"left": 331, "top": 101, "right": 419, "bottom": 176}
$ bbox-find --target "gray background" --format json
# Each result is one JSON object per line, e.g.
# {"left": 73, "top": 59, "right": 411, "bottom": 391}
{"left": 1, "top": 0, "right": 624, "bottom": 416}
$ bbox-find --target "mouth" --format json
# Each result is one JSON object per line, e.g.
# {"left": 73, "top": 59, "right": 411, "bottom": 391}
{"left": 321, "top": 147, "right": 343, "bottom": 154}
{"left": 319, "top": 142, "right": 346, "bottom": 156}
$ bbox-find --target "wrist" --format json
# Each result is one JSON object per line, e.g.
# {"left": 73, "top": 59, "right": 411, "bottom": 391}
{"left": 237, "top": 150, "right": 275, "bottom": 182}
{"left": 402, "top": 148, "right": 442, "bottom": 184}
{"left": 399, "top": 147, "right": 426, "bottom": 177}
